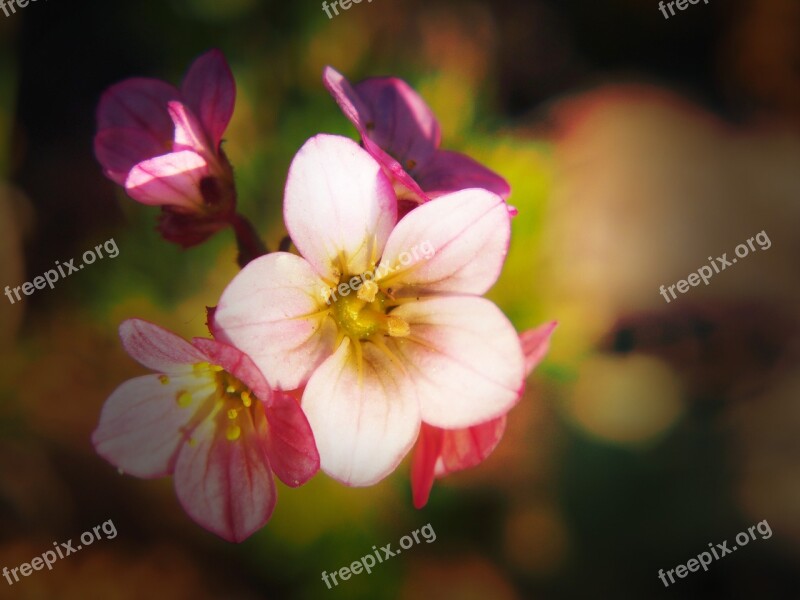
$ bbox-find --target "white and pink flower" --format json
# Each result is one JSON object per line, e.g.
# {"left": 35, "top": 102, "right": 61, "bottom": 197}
{"left": 212, "top": 134, "right": 525, "bottom": 487}
{"left": 411, "top": 321, "right": 557, "bottom": 508}
{"left": 92, "top": 319, "right": 319, "bottom": 542}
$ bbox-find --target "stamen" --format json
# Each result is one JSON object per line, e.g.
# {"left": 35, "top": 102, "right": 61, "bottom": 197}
{"left": 176, "top": 391, "right": 193, "bottom": 407}
{"left": 158, "top": 375, "right": 170, "bottom": 385}
{"left": 241, "top": 391, "right": 252, "bottom": 407}
{"left": 386, "top": 315, "right": 410, "bottom": 338}
{"left": 226, "top": 385, "right": 237, "bottom": 394}
{"left": 227, "top": 408, "right": 238, "bottom": 420}
{"left": 226, "top": 424, "right": 241, "bottom": 441}
{"left": 357, "top": 280, "right": 379, "bottom": 303}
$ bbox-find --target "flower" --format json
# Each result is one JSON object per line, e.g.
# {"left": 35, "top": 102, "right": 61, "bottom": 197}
{"left": 410, "top": 322, "right": 557, "bottom": 508}
{"left": 91, "top": 319, "right": 319, "bottom": 542}
{"left": 211, "top": 134, "right": 524, "bottom": 487}
{"left": 94, "top": 49, "right": 237, "bottom": 247}
{"left": 323, "top": 66, "right": 511, "bottom": 208}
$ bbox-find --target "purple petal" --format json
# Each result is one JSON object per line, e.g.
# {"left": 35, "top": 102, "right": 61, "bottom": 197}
{"left": 181, "top": 49, "right": 236, "bottom": 149}
{"left": 414, "top": 149, "right": 511, "bottom": 200}
{"left": 97, "top": 77, "right": 180, "bottom": 145}
{"left": 94, "top": 127, "right": 169, "bottom": 185}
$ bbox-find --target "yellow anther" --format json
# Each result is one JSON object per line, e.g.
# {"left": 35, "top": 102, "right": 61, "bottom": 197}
{"left": 176, "top": 391, "right": 193, "bottom": 407}
{"left": 227, "top": 408, "right": 238, "bottom": 420}
{"left": 210, "top": 365, "right": 224, "bottom": 372}
{"left": 357, "top": 280, "right": 379, "bottom": 303}
{"left": 226, "top": 385, "right": 237, "bottom": 394}
{"left": 226, "top": 424, "right": 241, "bottom": 441}
{"left": 241, "top": 391, "right": 252, "bottom": 407}
{"left": 386, "top": 315, "right": 410, "bottom": 338}
{"left": 158, "top": 375, "right": 170, "bottom": 385}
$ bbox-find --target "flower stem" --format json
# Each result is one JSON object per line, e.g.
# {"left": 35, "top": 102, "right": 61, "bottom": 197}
{"left": 229, "top": 213, "right": 268, "bottom": 268}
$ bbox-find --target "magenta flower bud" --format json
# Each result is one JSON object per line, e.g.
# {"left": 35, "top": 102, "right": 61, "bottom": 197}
{"left": 95, "top": 50, "right": 238, "bottom": 247}
{"left": 323, "top": 66, "right": 511, "bottom": 210}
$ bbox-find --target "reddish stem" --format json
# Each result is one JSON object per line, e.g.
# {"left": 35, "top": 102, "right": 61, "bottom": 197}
{"left": 229, "top": 213, "right": 268, "bottom": 268}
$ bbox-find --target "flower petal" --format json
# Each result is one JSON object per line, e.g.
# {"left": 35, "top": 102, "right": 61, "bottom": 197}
{"left": 97, "top": 77, "right": 180, "bottom": 144}
{"left": 125, "top": 150, "right": 209, "bottom": 209}
{"left": 377, "top": 188, "right": 511, "bottom": 295}
{"left": 94, "top": 127, "right": 168, "bottom": 185}
{"left": 302, "top": 338, "right": 420, "bottom": 486}
{"left": 212, "top": 252, "right": 337, "bottom": 391}
{"left": 92, "top": 374, "right": 212, "bottom": 478}
{"left": 180, "top": 49, "right": 236, "bottom": 148}
{"left": 191, "top": 337, "right": 272, "bottom": 404}
{"left": 119, "top": 319, "right": 206, "bottom": 373}
{"left": 414, "top": 149, "right": 511, "bottom": 200}
{"left": 410, "top": 423, "right": 443, "bottom": 509}
{"left": 437, "top": 416, "right": 507, "bottom": 477}
{"left": 391, "top": 296, "right": 524, "bottom": 429}
{"left": 173, "top": 412, "right": 276, "bottom": 543}
{"left": 521, "top": 321, "right": 558, "bottom": 375}
{"left": 263, "top": 390, "right": 320, "bottom": 487}
{"left": 284, "top": 134, "right": 397, "bottom": 280}
{"left": 352, "top": 75, "right": 440, "bottom": 166}
{"left": 168, "top": 101, "right": 213, "bottom": 156}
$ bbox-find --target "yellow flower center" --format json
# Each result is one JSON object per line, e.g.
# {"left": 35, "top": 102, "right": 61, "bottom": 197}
{"left": 329, "top": 278, "right": 410, "bottom": 342}
{"left": 172, "top": 362, "right": 261, "bottom": 443}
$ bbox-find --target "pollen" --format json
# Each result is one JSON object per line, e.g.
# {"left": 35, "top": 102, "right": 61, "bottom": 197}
{"left": 241, "top": 391, "right": 252, "bottom": 407}
{"left": 226, "top": 424, "right": 241, "bottom": 441}
{"left": 176, "top": 391, "right": 193, "bottom": 407}
{"left": 386, "top": 315, "right": 411, "bottom": 337}
{"left": 357, "top": 280, "right": 379, "bottom": 303}
{"left": 226, "top": 385, "right": 237, "bottom": 394}
{"left": 227, "top": 408, "right": 238, "bottom": 420}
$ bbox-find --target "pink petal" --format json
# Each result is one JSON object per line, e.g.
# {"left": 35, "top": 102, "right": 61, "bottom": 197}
{"left": 94, "top": 127, "right": 168, "bottom": 185}
{"left": 119, "top": 319, "right": 206, "bottom": 373}
{"left": 410, "top": 423, "right": 443, "bottom": 509}
{"left": 377, "top": 188, "right": 511, "bottom": 296}
{"left": 97, "top": 77, "right": 180, "bottom": 144}
{"left": 125, "top": 149, "right": 209, "bottom": 209}
{"left": 284, "top": 134, "right": 397, "bottom": 279}
{"left": 390, "top": 296, "right": 524, "bottom": 429}
{"left": 181, "top": 49, "right": 236, "bottom": 148}
{"left": 521, "top": 321, "right": 558, "bottom": 375}
{"left": 263, "top": 390, "right": 320, "bottom": 487}
{"left": 414, "top": 150, "right": 511, "bottom": 200}
{"left": 173, "top": 413, "right": 276, "bottom": 543}
{"left": 352, "top": 75, "right": 440, "bottom": 167}
{"left": 168, "top": 101, "right": 213, "bottom": 156}
{"left": 212, "top": 252, "right": 338, "bottom": 391}
{"left": 361, "top": 137, "right": 429, "bottom": 203}
{"left": 192, "top": 337, "right": 272, "bottom": 404}
{"left": 437, "top": 416, "right": 507, "bottom": 477}
{"left": 92, "top": 374, "right": 210, "bottom": 478}
{"left": 322, "top": 66, "right": 373, "bottom": 136}
{"left": 302, "top": 338, "right": 420, "bottom": 486}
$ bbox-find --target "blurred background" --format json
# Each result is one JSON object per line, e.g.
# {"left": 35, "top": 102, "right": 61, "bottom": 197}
{"left": 1, "top": 0, "right": 799, "bottom": 597}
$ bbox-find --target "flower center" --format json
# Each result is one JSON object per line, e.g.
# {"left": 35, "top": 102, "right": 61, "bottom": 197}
{"left": 169, "top": 363, "right": 260, "bottom": 443}
{"left": 330, "top": 278, "right": 410, "bottom": 341}
{"left": 214, "top": 369, "right": 256, "bottom": 442}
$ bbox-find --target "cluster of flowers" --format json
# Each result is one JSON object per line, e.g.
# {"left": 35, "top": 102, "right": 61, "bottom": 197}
{"left": 92, "top": 50, "right": 556, "bottom": 542}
